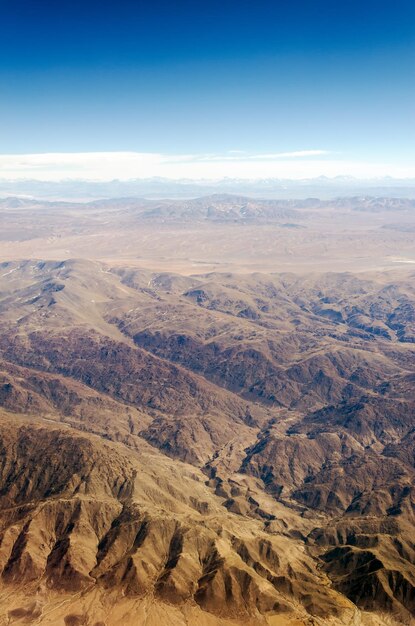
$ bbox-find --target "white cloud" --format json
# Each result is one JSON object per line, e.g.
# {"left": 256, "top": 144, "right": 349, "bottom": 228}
{"left": 0, "top": 151, "right": 413, "bottom": 180}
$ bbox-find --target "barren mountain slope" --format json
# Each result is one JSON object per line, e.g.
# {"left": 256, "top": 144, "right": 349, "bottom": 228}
{"left": 0, "top": 259, "right": 413, "bottom": 625}
{"left": 0, "top": 413, "right": 363, "bottom": 626}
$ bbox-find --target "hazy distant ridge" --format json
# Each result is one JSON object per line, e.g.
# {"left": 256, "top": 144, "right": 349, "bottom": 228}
{"left": 1, "top": 176, "right": 415, "bottom": 200}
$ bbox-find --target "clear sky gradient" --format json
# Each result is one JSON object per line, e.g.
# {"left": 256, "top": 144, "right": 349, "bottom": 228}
{"left": 1, "top": 0, "right": 414, "bottom": 179}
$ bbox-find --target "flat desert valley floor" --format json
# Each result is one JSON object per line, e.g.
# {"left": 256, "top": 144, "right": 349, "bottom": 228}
{"left": 1, "top": 195, "right": 415, "bottom": 273}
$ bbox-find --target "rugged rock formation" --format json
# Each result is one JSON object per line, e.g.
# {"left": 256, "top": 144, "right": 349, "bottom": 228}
{"left": 0, "top": 259, "right": 413, "bottom": 625}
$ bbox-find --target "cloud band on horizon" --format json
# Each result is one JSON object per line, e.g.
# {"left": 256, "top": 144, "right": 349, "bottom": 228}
{"left": 0, "top": 151, "right": 414, "bottom": 181}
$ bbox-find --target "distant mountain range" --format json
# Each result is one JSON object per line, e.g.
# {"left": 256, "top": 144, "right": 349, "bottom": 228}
{"left": 1, "top": 193, "right": 414, "bottom": 221}
{"left": 1, "top": 176, "right": 415, "bottom": 200}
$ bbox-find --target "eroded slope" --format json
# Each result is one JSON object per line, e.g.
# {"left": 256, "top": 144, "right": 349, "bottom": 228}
{"left": 0, "top": 260, "right": 413, "bottom": 625}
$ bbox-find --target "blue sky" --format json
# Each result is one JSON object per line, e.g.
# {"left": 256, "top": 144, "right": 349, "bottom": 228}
{"left": 1, "top": 0, "right": 414, "bottom": 179}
